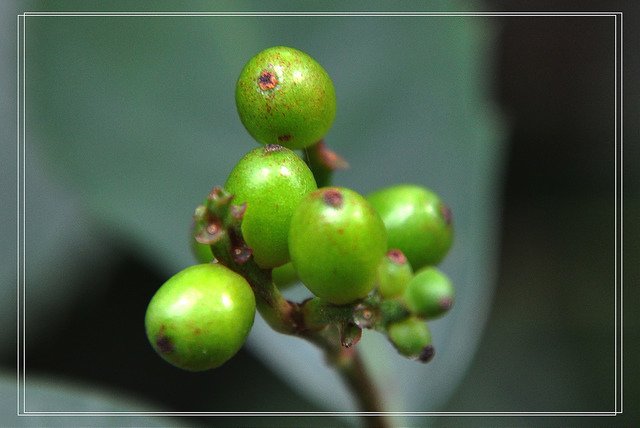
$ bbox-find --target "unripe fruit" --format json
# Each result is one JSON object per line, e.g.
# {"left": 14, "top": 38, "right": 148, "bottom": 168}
{"left": 289, "top": 187, "right": 387, "bottom": 305}
{"left": 367, "top": 184, "right": 453, "bottom": 270}
{"left": 145, "top": 264, "right": 256, "bottom": 371}
{"left": 387, "top": 316, "right": 434, "bottom": 362}
{"left": 376, "top": 249, "right": 414, "bottom": 298}
{"left": 235, "top": 46, "right": 336, "bottom": 150}
{"left": 404, "top": 267, "right": 454, "bottom": 319}
{"left": 225, "top": 144, "right": 317, "bottom": 268}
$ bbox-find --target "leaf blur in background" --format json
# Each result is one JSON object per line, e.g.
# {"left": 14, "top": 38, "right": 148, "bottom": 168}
{"left": 3, "top": 1, "right": 637, "bottom": 427}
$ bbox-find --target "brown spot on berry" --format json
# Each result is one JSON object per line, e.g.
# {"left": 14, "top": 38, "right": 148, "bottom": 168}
{"left": 440, "top": 203, "right": 453, "bottom": 226}
{"left": 387, "top": 249, "right": 407, "bottom": 265}
{"left": 156, "top": 335, "right": 174, "bottom": 354}
{"left": 278, "top": 134, "right": 292, "bottom": 142}
{"left": 418, "top": 345, "right": 435, "bottom": 363}
{"left": 258, "top": 70, "right": 278, "bottom": 90}
{"left": 323, "top": 189, "right": 343, "bottom": 208}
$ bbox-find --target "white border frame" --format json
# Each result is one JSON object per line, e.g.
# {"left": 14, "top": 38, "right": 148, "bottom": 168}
{"left": 16, "top": 10, "right": 624, "bottom": 418}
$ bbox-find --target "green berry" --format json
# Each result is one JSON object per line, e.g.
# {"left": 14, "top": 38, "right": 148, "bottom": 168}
{"left": 235, "top": 46, "right": 336, "bottom": 150}
{"left": 376, "top": 249, "right": 414, "bottom": 298}
{"left": 404, "top": 267, "right": 454, "bottom": 319}
{"left": 225, "top": 144, "right": 317, "bottom": 268}
{"left": 145, "top": 264, "right": 256, "bottom": 371}
{"left": 289, "top": 187, "right": 387, "bottom": 305}
{"left": 272, "top": 262, "right": 299, "bottom": 289}
{"left": 367, "top": 184, "right": 453, "bottom": 270}
{"left": 387, "top": 316, "right": 434, "bottom": 362}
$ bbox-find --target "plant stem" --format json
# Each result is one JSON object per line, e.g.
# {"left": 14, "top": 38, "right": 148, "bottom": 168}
{"left": 211, "top": 240, "right": 390, "bottom": 426}
{"left": 208, "top": 230, "right": 298, "bottom": 335}
{"left": 336, "top": 347, "right": 390, "bottom": 428}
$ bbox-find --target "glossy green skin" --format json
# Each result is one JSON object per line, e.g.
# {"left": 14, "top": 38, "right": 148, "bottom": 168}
{"left": 387, "top": 316, "right": 432, "bottom": 358}
{"left": 367, "top": 184, "right": 453, "bottom": 270}
{"left": 145, "top": 264, "right": 256, "bottom": 371}
{"left": 289, "top": 187, "right": 387, "bottom": 305}
{"left": 235, "top": 46, "right": 336, "bottom": 150}
{"left": 225, "top": 145, "right": 317, "bottom": 268}
{"left": 376, "top": 251, "right": 414, "bottom": 299}
{"left": 404, "top": 267, "right": 455, "bottom": 319}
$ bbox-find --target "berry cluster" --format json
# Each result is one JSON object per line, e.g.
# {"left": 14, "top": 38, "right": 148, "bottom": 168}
{"left": 145, "top": 46, "right": 454, "bottom": 372}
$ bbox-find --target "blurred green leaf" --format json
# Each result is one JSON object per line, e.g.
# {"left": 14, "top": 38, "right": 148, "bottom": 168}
{"left": 18, "top": 4, "right": 505, "bottom": 416}
{"left": 1, "top": 372, "right": 183, "bottom": 426}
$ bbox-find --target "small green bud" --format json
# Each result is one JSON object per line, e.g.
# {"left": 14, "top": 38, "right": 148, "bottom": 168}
{"left": 404, "top": 267, "right": 454, "bottom": 319}
{"left": 376, "top": 249, "right": 414, "bottom": 298}
{"left": 387, "top": 316, "right": 434, "bottom": 362}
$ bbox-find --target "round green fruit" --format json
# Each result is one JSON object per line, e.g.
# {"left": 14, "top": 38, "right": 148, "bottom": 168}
{"left": 387, "top": 316, "right": 434, "bottom": 362}
{"left": 376, "top": 249, "right": 414, "bottom": 299}
{"left": 404, "top": 267, "right": 454, "bottom": 319}
{"left": 235, "top": 46, "right": 336, "bottom": 149}
{"left": 367, "top": 184, "right": 453, "bottom": 270}
{"left": 145, "top": 264, "right": 256, "bottom": 371}
{"left": 225, "top": 144, "right": 317, "bottom": 268}
{"left": 289, "top": 187, "right": 387, "bottom": 305}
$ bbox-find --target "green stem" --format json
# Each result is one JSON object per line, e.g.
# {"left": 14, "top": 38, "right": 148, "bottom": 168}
{"left": 336, "top": 347, "right": 390, "bottom": 428}
{"left": 211, "top": 237, "right": 390, "bottom": 423}
{"left": 209, "top": 232, "right": 298, "bottom": 335}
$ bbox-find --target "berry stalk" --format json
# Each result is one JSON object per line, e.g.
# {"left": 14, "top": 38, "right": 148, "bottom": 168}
{"left": 303, "top": 140, "right": 349, "bottom": 187}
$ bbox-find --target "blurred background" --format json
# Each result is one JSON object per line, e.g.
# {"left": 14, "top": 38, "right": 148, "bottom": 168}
{"left": 1, "top": 1, "right": 637, "bottom": 427}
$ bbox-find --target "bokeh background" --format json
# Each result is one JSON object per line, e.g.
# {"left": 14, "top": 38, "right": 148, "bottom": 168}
{"left": 1, "top": 1, "right": 637, "bottom": 427}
